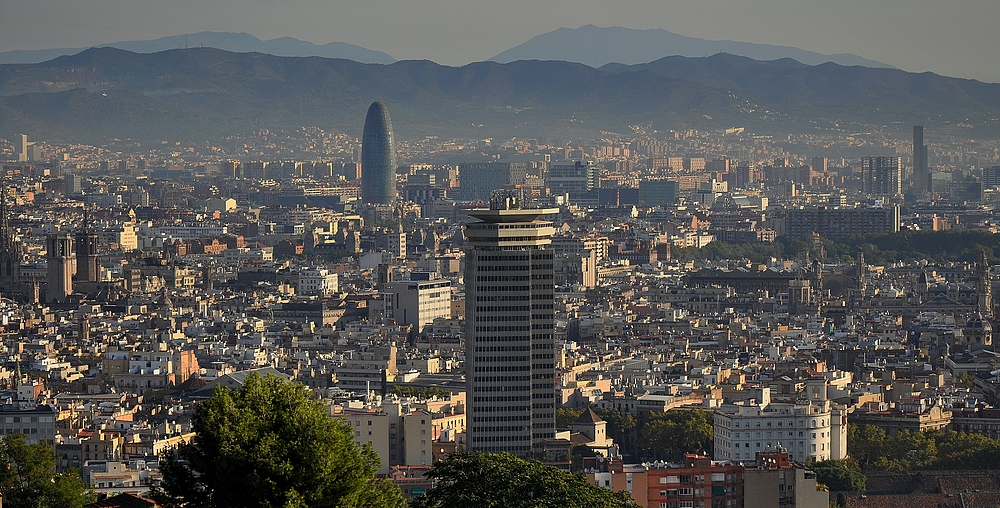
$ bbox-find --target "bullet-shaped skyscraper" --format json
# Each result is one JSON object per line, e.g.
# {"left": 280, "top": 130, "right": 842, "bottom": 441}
{"left": 361, "top": 101, "right": 397, "bottom": 204}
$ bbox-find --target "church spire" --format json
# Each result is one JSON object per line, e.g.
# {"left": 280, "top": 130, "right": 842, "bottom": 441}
{"left": 0, "top": 182, "right": 22, "bottom": 289}
{"left": 978, "top": 250, "right": 992, "bottom": 318}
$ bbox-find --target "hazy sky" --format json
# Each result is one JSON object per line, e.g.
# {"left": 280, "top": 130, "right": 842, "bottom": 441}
{"left": 2, "top": 0, "right": 998, "bottom": 82}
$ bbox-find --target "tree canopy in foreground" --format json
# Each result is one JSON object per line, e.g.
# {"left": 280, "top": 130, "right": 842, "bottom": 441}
{"left": 153, "top": 373, "right": 405, "bottom": 508}
{"left": 410, "top": 452, "right": 640, "bottom": 508}
{"left": 0, "top": 433, "right": 94, "bottom": 508}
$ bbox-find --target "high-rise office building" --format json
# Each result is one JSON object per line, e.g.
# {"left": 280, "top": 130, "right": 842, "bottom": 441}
{"left": 861, "top": 156, "right": 901, "bottom": 196}
{"left": 547, "top": 160, "right": 599, "bottom": 203}
{"left": 912, "top": 126, "right": 931, "bottom": 194}
{"left": 983, "top": 166, "right": 1000, "bottom": 189}
{"left": 17, "top": 134, "right": 29, "bottom": 162}
{"left": 361, "top": 101, "right": 397, "bottom": 204}
{"left": 459, "top": 162, "right": 528, "bottom": 202}
{"left": 464, "top": 193, "right": 557, "bottom": 458}
{"left": 638, "top": 179, "right": 678, "bottom": 207}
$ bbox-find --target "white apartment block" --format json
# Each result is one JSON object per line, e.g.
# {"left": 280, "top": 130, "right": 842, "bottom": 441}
{"left": 383, "top": 278, "right": 452, "bottom": 333}
{"left": 713, "top": 382, "right": 847, "bottom": 464}
{"left": 298, "top": 268, "right": 339, "bottom": 296}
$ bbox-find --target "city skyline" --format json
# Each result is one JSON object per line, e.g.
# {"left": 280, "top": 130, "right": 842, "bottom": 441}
{"left": 1, "top": 1, "right": 999, "bottom": 83}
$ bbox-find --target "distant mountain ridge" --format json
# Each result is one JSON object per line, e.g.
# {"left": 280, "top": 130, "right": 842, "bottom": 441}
{"left": 0, "top": 32, "right": 396, "bottom": 65}
{"left": 0, "top": 47, "right": 997, "bottom": 145}
{"left": 491, "top": 25, "right": 891, "bottom": 69}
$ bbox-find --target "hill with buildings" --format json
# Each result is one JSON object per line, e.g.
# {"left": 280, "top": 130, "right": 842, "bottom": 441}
{"left": 0, "top": 47, "right": 998, "bottom": 144}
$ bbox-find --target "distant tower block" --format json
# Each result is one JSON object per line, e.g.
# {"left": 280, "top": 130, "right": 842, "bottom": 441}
{"left": 361, "top": 101, "right": 397, "bottom": 204}
{"left": 912, "top": 125, "right": 930, "bottom": 195}
{"left": 17, "top": 134, "right": 29, "bottom": 162}
{"left": 46, "top": 232, "right": 74, "bottom": 303}
{"left": 76, "top": 211, "right": 99, "bottom": 283}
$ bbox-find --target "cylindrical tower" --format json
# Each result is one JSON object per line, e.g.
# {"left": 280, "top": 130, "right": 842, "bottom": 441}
{"left": 361, "top": 101, "right": 397, "bottom": 204}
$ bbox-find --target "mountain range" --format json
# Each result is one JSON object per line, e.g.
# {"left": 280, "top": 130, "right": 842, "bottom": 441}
{"left": 0, "top": 47, "right": 997, "bottom": 145}
{"left": 491, "top": 25, "right": 891, "bottom": 69}
{"left": 0, "top": 32, "right": 396, "bottom": 66}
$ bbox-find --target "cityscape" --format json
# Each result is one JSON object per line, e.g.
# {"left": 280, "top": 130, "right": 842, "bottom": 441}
{"left": 3, "top": 10, "right": 1000, "bottom": 508}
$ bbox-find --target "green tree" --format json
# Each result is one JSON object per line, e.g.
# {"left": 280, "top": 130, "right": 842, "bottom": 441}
{"left": 152, "top": 373, "right": 405, "bottom": 508}
{"left": 556, "top": 407, "right": 586, "bottom": 429}
{"left": 810, "top": 459, "right": 866, "bottom": 492}
{"left": 410, "top": 452, "right": 640, "bottom": 508}
{"left": 847, "top": 424, "right": 887, "bottom": 470}
{"left": 0, "top": 433, "right": 94, "bottom": 508}
{"left": 390, "top": 385, "right": 452, "bottom": 400}
{"left": 638, "top": 409, "right": 714, "bottom": 461}
{"left": 594, "top": 407, "right": 637, "bottom": 446}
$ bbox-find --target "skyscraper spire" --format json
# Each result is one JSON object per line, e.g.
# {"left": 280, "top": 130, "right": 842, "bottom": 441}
{"left": 978, "top": 250, "right": 993, "bottom": 318}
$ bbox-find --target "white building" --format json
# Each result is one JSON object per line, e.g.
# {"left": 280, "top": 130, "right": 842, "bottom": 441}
{"left": 298, "top": 268, "right": 339, "bottom": 296}
{"left": 383, "top": 278, "right": 452, "bottom": 332}
{"left": 223, "top": 246, "right": 273, "bottom": 264}
{"left": 713, "top": 382, "right": 847, "bottom": 464}
{"left": 146, "top": 223, "right": 228, "bottom": 240}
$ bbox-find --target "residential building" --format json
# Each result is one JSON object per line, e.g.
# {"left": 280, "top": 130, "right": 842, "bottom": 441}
{"left": 383, "top": 278, "right": 452, "bottom": 333}
{"left": 861, "top": 156, "right": 901, "bottom": 196}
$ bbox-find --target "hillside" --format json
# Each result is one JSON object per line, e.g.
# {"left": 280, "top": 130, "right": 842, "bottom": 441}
{"left": 0, "top": 32, "right": 395, "bottom": 65}
{"left": 0, "top": 47, "right": 998, "bottom": 144}
{"left": 491, "top": 25, "right": 890, "bottom": 69}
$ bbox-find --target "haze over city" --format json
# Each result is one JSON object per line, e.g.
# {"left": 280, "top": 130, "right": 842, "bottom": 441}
{"left": 2, "top": 0, "right": 1000, "bottom": 82}
{"left": 6, "top": 1, "right": 1000, "bottom": 508}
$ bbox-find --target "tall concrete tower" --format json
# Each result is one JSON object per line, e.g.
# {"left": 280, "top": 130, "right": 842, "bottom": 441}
{"left": 912, "top": 126, "right": 930, "bottom": 195}
{"left": 75, "top": 210, "right": 99, "bottom": 283}
{"left": 46, "top": 232, "right": 74, "bottom": 303}
{"left": 464, "top": 191, "right": 557, "bottom": 458}
{"left": 861, "top": 156, "right": 902, "bottom": 196}
{"left": 17, "top": 134, "right": 29, "bottom": 162}
{"left": 361, "top": 101, "right": 397, "bottom": 204}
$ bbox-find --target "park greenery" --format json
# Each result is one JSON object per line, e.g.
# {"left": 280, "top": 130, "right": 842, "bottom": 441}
{"left": 409, "top": 452, "right": 640, "bottom": 508}
{"left": 556, "top": 406, "right": 713, "bottom": 462}
{"left": 152, "top": 373, "right": 406, "bottom": 508}
{"left": 390, "top": 385, "right": 454, "bottom": 400}
{"left": 672, "top": 230, "right": 1000, "bottom": 265}
{"left": 810, "top": 458, "right": 866, "bottom": 492}
{"left": 848, "top": 424, "right": 1000, "bottom": 471}
{"left": 0, "top": 433, "right": 94, "bottom": 508}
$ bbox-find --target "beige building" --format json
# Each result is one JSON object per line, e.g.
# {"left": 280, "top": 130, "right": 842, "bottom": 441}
{"left": 744, "top": 451, "right": 829, "bottom": 508}
{"left": 342, "top": 395, "right": 465, "bottom": 474}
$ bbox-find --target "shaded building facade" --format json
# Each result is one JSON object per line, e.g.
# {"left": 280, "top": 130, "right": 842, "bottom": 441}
{"left": 464, "top": 196, "right": 558, "bottom": 458}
